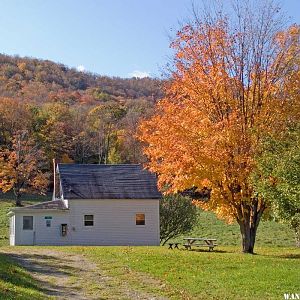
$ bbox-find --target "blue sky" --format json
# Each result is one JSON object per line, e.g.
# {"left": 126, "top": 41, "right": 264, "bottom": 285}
{"left": 0, "top": 0, "right": 299, "bottom": 78}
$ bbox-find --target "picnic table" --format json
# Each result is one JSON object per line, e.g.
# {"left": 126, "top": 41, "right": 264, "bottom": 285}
{"left": 183, "top": 237, "right": 217, "bottom": 251}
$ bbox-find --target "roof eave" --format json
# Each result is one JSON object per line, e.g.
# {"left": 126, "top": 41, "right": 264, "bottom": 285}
{"left": 64, "top": 197, "right": 161, "bottom": 200}
{"left": 8, "top": 208, "right": 69, "bottom": 214}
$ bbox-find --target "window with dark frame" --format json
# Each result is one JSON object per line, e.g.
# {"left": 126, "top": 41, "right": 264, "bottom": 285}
{"left": 61, "top": 224, "right": 67, "bottom": 236}
{"left": 23, "top": 216, "right": 33, "bottom": 230}
{"left": 136, "top": 213, "right": 145, "bottom": 225}
{"left": 84, "top": 215, "right": 94, "bottom": 226}
{"left": 45, "top": 216, "right": 52, "bottom": 227}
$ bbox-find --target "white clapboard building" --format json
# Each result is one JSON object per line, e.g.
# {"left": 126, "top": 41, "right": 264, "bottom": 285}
{"left": 9, "top": 164, "right": 161, "bottom": 246}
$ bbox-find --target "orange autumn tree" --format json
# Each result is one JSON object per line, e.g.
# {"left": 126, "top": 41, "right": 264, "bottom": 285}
{"left": 0, "top": 131, "right": 49, "bottom": 206}
{"left": 138, "top": 1, "right": 300, "bottom": 253}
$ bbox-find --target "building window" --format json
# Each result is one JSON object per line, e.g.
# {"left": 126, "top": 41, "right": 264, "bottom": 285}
{"left": 61, "top": 224, "right": 68, "bottom": 236}
{"left": 23, "top": 216, "right": 33, "bottom": 230}
{"left": 84, "top": 215, "right": 94, "bottom": 226}
{"left": 136, "top": 213, "right": 145, "bottom": 225}
{"left": 45, "top": 216, "right": 52, "bottom": 227}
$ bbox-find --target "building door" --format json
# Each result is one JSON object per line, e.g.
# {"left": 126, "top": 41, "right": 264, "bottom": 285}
{"left": 22, "top": 216, "right": 35, "bottom": 245}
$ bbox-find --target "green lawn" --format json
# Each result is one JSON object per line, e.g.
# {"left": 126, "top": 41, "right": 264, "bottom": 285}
{"left": 62, "top": 245, "right": 299, "bottom": 300}
{"left": 0, "top": 197, "right": 51, "bottom": 299}
{"left": 0, "top": 200, "right": 13, "bottom": 246}
{"left": 0, "top": 253, "right": 46, "bottom": 300}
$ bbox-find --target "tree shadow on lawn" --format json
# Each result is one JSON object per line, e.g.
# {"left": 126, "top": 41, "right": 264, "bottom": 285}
{"left": 179, "top": 248, "right": 229, "bottom": 254}
{"left": 264, "top": 253, "right": 300, "bottom": 260}
{"left": 0, "top": 252, "right": 84, "bottom": 299}
{"left": 238, "top": 248, "right": 300, "bottom": 259}
{"left": 0, "top": 253, "right": 46, "bottom": 299}
{"left": 7, "top": 253, "right": 78, "bottom": 276}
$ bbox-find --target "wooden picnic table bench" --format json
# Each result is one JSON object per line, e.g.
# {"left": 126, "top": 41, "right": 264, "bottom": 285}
{"left": 183, "top": 237, "right": 217, "bottom": 251}
{"left": 168, "top": 242, "right": 180, "bottom": 249}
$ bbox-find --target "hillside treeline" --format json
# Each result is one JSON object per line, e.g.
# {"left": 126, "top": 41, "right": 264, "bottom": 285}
{"left": 0, "top": 55, "right": 163, "bottom": 194}
{"left": 0, "top": 54, "right": 163, "bottom": 103}
{"left": 1, "top": 97, "right": 154, "bottom": 164}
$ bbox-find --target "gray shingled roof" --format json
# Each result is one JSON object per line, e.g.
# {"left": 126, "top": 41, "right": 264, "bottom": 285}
{"left": 22, "top": 200, "right": 67, "bottom": 210}
{"left": 58, "top": 164, "right": 162, "bottom": 200}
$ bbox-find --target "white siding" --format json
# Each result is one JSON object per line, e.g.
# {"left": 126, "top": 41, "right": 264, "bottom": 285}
{"left": 14, "top": 211, "right": 70, "bottom": 246}
{"left": 62, "top": 198, "right": 69, "bottom": 208}
{"left": 12, "top": 199, "right": 160, "bottom": 246}
{"left": 9, "top": 216, "right": 15, "bottom": 246}
{"left": 68, "top": 199, "right": 160, "bottom": 246}
{"left": 34, "top": 211, "right": 71, "bottom": 245}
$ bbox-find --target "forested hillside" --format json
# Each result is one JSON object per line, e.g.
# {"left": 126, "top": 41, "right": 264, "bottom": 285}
{"left": 0, "top": 54, "right": 163, "bottom": 103}
{"left": 0, "top": 54, "right": 164, "bottom": 198}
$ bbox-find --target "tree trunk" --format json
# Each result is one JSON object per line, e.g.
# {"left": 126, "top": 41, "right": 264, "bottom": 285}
{"left": 14, "top": 192, "right": 22, "bottom": 207}
{"left": 239, "top": 220, "right": 258, "bottom": 254}
{"left": 237, "top": 198, "right": 266, "bottom": 254}
{"left": 294, "top": 227, "right": 300, "bottom": 247}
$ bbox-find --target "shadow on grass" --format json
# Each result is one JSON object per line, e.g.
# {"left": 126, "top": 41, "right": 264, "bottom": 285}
{"left": 168, "top": 248, "right": 230, "bottom": 254}
{"left": 9, "top": 253, "right": 60, "bottom": 261}
{"left": 267, "top": 253, "right": 300, "bottom": 260}
{"left": 0, "top": 252, "right": 83, "bottom": 299}
{"left": 0, "top": 253, "right": 45, "bottom": 299}
{"left": 188, "top": 249, "right": 229, "bottom": 254}
{"left": 7, "top": 253, "right": 78, "bottom": 276}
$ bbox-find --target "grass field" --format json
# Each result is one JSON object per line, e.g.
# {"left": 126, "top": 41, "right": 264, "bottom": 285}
{"left": 0, "top": 197, "right": 52, "bottom": 299}
{"left": 0, "top": 197, "right": 299, "bottom": 299}
{"left": 0, "top": 200, "right": 12, "bottom": 246}
{"left": 1, "top": 245, "right": 298, "bottom": 300}
{"left": 67, "top": 245, "right": 299, "bottom": 300}
{"left": 0, "top": 253, "right": 45, "bottom": 300}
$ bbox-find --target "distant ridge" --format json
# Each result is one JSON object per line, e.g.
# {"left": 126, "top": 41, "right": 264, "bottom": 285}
{"left": 0, "top": 53, "right": 163, "bottom": 104}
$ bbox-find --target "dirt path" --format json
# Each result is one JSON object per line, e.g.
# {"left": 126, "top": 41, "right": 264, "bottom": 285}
{"left": 0, "top": 248, "right": 168, "bottom": 300}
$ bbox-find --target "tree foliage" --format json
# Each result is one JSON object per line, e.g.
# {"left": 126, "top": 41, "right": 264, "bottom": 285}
{"left": 88, "top": 102, "right": 126, "bottom": 164}
{"left": 0, "top": 54, "right": 163, "bottom": 103}
{"left": 160, "top": 194, "right": 197, "bottom": 245}
{"left": 138, "top": 1, "right": 300, "bottom": 253}
{"left": 0, "top": 131, "right": 49, "bottom": 206}
{"left": 252, "top": 126, "right": 300, "bottom": 246}
{"left": 0, "top": 95, "right": 155, "bottom": 174}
